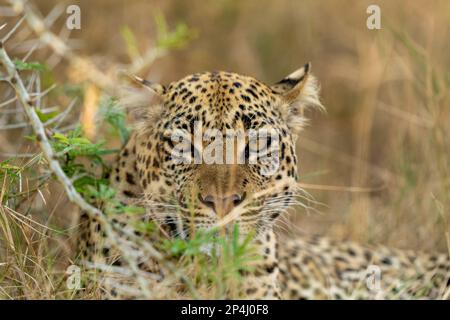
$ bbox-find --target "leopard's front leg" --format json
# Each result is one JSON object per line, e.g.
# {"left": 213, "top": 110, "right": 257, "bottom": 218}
{"left": 241, "top": 228, "right": 281, "bottom": 299}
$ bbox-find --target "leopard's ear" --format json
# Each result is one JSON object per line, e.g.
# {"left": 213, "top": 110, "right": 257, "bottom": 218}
{"left": 272, "top": 63, "right": 324, "bottom": 133}
{"left": 119, "top": 76, "right": 166, "bottom": 127}
{"left": 133, "top": 76, "right": 166, "bottom": 96}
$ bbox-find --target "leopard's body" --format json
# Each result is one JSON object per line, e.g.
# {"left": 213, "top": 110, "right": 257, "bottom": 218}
{"left": 78, "top": 66, "right": 449, "bottom": 299}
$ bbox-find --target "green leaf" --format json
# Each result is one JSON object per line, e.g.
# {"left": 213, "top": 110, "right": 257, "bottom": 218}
{"left": 122, "top": 205, "right": 146, "bottom": 215}
{"left": 120, "top": 26, "right": 141, "bottom": 60}
{"left": 36, "top": 108, "right": 59, "bottom": 122}
{"left": 13, "top": 59, "right": 46, "bottom": 72}
{"left": 99, "top": 96, "right": 130, "bottom": 144}
{"left": 134, "top": 221, "right": 156, "bottom": 235}
{"left": 52, "top": 132, "right": 69, "bottom": 142}
{"left": 0, "top": 160, "right": 22, "bottom": 178}
{"left": 154, "top": 11, "right": 197, "bottom": 50}
{"left": 51, "top": 129, "right": 114, "bottom": 161}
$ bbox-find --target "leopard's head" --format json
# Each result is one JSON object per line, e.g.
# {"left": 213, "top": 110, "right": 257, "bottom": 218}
{"left": 129, "top": 64, "right": 323, "bottom": 238}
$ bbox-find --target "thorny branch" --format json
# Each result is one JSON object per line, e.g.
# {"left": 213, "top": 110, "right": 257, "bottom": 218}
{"left": 8, "top": 0, "right": 164, "bottom": 93}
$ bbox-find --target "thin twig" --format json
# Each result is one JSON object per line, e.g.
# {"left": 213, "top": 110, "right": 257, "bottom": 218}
{"left": 1, "top": 16, "right": 24, "bottom": 43}
{"left": 0, "top": 94, "right": 17, "bottom": 108}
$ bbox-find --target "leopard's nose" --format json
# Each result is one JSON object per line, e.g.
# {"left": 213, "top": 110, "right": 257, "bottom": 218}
{"left": 198, "top": 193, "right": 246, "bottom": 216}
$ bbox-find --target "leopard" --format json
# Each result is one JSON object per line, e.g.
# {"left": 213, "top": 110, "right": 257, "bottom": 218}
{"left": 77, "top": 63, "right": 449, "bottom": 300}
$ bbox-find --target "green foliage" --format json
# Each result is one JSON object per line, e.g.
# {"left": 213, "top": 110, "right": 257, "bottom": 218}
{"left": 63, "top": 83, "right": 84, "bottom": 99}
{"left": 163, "top": 224, "right": 259, "bottom": 297}
{"left": 0, "top": 161, "right": 21, "bottom": 203}
{"left": 83, "top": 183, "right": 116, "bottom": 202}
{"left": 120, "top": 12, "right": 197, "bottom": 61}
{"left": 48, "top": 128, "right": 114, "bottom": 198}
{"left": 99, "top": 96, "right": 130, "bottom": 145}
{"left": 13, "top": 59, "right": 46, "bottom": 72}
{"left": 36, "top": 108, "right": 59, "bottom": 122}
{"left": 84, "top": 183, "right": 145, "bottom": 216}
{"left": 133, "top": 220, "right": 157, "bottom": 237}
{"left": 51, "top": 128, "right": 116, "bottom": 162}
{"left": 154, "top": 11, "right": 197, "bottom": 50}
{"left": 0, "top": 160, "right": 21, "bottom": 181}
{"left": 120, "top": 26, "right": 140, "bottom": 61}
{"left": 0, "top": 157, "right": 42, "bottom": 206}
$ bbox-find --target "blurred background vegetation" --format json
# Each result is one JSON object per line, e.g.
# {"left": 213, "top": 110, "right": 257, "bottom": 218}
{"left": 1, "top": 0, "right": 449, "bottom": 298}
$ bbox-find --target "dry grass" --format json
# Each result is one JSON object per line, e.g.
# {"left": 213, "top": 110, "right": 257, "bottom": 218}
{"left": 0, "top": 0, "right": 449, "bottom": 299}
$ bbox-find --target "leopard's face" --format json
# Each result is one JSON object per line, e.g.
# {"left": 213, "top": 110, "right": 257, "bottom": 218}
{"left": 131, "top": 65, "right": 322, "bottom": 238}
